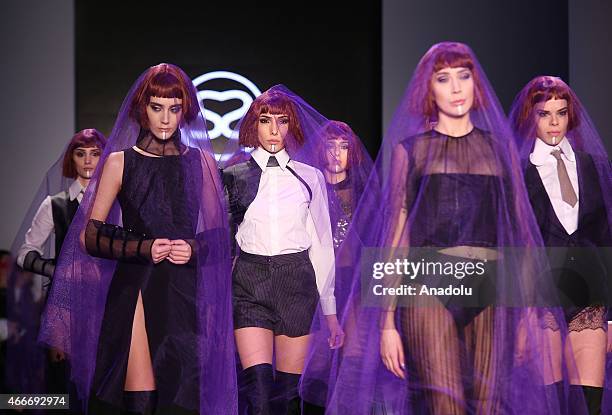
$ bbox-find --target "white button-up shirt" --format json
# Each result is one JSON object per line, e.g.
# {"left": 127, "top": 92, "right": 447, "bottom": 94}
{"left": 530, "top": 137, "right": 579, "bottom": 234}
{"left": 17, "top": 180, "right": 84, "bottom": 267}
{"left": 236, "top": 147, "right": 337, "bottom": 315}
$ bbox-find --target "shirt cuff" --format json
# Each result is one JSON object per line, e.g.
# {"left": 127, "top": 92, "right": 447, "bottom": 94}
{"left": 320, "top": 296, "right": 336, "bottom": 316}
{"left": 16, "top": 248, "right": 43, "bottom": 268}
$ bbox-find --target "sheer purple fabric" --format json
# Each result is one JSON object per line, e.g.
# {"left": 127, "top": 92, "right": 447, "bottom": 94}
{"left": 300, "top": 121, "right": 375, "bottom": 408}
{"left": 5, "top": 269, "right": 46, "bottom": 394}
{"left": 10, "top": 156, "right": 74, "bottom": 257}
{"left": 314, "top": 121, "right": 373, "bottom": 307}
{"left": 223, "top": 84, "right": 336, "bottom": 265}
{"left": 509, "top": 76, "right": 611, "bottom": 239}
{"left": 510, "top": 75, "right": 612, "bottom": 414}
{"left": 38, "top": 64, "right": 237, "bottom": 413}
{"left": 318, "top": 43, "right": 573, "bottom": 414}
{"left": 223, "top": 85, "right": 353, "bottom": 412}
{"left": 7, "top": 156, "right": 69, "bottom": 394}
{"left": 7, "top": 132, "right": 105, "bottom": 394}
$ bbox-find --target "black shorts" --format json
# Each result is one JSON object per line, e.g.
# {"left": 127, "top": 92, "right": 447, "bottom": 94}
{"left": 232, "top": 250, "right": 319, "bottom": 337}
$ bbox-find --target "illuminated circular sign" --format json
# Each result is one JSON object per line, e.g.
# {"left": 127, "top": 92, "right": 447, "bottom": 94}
{"left": 192, "top": 71, "right": 262, "bottom": 162}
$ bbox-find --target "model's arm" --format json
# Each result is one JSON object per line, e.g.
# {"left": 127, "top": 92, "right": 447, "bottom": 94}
{"left": 306, "top": 168, "right": 345, "bottom": 347}
{"left": 17, "top": 196, "right": 56, "bottom": 277}
{"left": 83, "top": 151, "right": 169, "bottom": 263}
{"left": 379, "top": 144, "right": 410, "bottom": 379}
{"left": 307, "top": 169, "right": 336, "bottom": 316}
{"left": 88, "top": 152, "right": 123, "bottom": 223}
{"left": 221, "top": 166, "right": 239, "bottom": 261}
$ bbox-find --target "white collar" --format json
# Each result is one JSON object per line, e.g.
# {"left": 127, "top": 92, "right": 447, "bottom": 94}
{"left": 251, "top": 147, "right": 291, "bottom": 171}
{"left": 530, "top": 136, "right": 576, "bottom": 166}
{"left": 68, "top": 180, "right": 85, "bottom": 201}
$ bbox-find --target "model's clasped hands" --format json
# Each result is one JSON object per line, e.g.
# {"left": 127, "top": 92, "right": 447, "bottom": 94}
{"left": 151, "top": 239, "right": 192, "bottom": 264}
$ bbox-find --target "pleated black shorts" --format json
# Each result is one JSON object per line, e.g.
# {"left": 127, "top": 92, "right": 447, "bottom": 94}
{"left": 232, "top": 250, "right": 318, "bottom": 337}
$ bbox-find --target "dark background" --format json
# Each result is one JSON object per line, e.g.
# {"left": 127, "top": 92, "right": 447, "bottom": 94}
{"left": 75, "top": 1, "right": 382, "bottom": 158}
{"left": 2, "top": 0, "right": 611, "bottom": 248}
{"left": 383, "top": 0, "right": 570, "bottom": 133}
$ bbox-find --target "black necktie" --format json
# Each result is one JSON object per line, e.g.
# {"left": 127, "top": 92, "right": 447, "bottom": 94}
{"left": 267, "top": 156, "right": 280, "bottom": 167}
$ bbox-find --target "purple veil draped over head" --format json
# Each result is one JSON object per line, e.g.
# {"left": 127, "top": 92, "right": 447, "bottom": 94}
{"left": 509, "top": 75, "right": 612, "bottom": 414}
{"left": 312, "top": 120, "right": 374, "bottom": 306}
{"left": 10, "top": 153, "right": 76, "bottom": 258}
{"left": 222, "top": 84, "right": 338, "bottom": 261}
{"left": 223, "top": 84, "right": 358, "bottom": 410}
{"left": 299, "top": 120, "right": 375, "bottom": 407}
{"left": 6, "top": 155, "right": 70, "bottom": 394}
{"left": 314, "top": 42, "right": 572, "bottom": 414}
{"left": 6, "top": 131, "right": 106, "bottom": 394}
{"left": 509, "top": 76, "right": 611, "bottom": 229}
{"left": 38, "top": 64, "right": 237, "bottom": 413}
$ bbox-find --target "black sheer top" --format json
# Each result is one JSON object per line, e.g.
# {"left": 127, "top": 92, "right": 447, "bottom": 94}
{"left": 399, "top": 128, "right": 502, "bottom": 248}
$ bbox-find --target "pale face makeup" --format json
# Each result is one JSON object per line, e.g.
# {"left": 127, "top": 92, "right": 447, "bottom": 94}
{"left": 324, "top": 138, "right": 349, "bottom": 175}
{"left": 73, "top": 146, "right": 102, "bottom": 180}
{"left": 257, "top": 112, "right": 289, "bottom": 153}
{"left": 431, "top": 66, "right": 475, "bottom": 118}
{"left": 146, "top": 96, "right": 183, "bottom": 140}
{"left": 535, "top": 98, "right": 569, "bottom": 146}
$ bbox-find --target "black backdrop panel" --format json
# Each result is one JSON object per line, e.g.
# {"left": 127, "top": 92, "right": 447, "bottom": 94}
{"left": 76, "top": 1, "right": 382, "bottom": 158}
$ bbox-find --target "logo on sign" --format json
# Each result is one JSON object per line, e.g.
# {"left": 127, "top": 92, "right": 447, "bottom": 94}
{"left": 192, "top": 71, "right": 262, "bottom": 161}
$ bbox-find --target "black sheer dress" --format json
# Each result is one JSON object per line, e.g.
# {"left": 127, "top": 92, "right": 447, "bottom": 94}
{"left": 88, "top": 140, "right": 203, "bottom": 412}
{"left": 393, "top": 128, "right": 505, "bottom": 414}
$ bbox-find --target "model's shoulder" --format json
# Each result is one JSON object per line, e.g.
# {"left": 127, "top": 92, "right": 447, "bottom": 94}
{"left": 290, "top": 160, "right": 320, "bottom": 174}
{"left": 50, "top": 189, "right": 69, "bottom": 199}
{"left": 289, "top": 161, "right": 325, "bottom": 185}
{"left": 106, "top": 150, "right": 125, "bottom": 164}
{"left": 573, "top": 149, "right": 593, "bottom": 162}
{"left": 223, "top": 159, "right": 257, "bottom": 177}
{"left": 398, "top": 130, "right": 437, "bottom": 149}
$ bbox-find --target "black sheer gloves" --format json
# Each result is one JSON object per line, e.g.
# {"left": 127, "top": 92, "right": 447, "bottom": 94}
{"left": 85, "top": 219, "right": 216, "bottom": 266}
{"left": 85, "top": 219, "right": 153, "bottom": 263}
{"left": 22, "top": 250, "right": 55, "bottom": 278}
{"left": 85, "top": 219, "right": 221, "bottom": 265}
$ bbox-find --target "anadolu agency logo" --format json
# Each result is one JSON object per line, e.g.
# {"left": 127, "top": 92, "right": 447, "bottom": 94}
{"left": 192, "top": 71, "right": 262, "bottom": 162}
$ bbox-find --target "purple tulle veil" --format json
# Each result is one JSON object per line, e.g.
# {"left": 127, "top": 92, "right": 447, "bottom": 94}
{"left": 309, "top": 42, "right": 576, "bottom": 414}
{"left": 510, "top": 75, "right": 612, "bottom": 415}
{"left": 38, "top": 64, "right": 237, "bottom": 414}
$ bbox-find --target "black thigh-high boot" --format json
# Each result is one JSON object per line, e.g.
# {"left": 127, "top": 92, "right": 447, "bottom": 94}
{"left": 273, "top": 371, "right": 301, "bottom": 415}
{"left": 582, "top": 386, "right": 603, "bottom": 415}
{"left": 88, "top": 394, "right": 121, "bottom": 415}
{"left": 569, "top": 385, "right": 586, "bottom": 415}
{"left": 302, "top": 400, "right": 325, "bottom": 415}
{"left": 240, "top": 363, "right": 274, "bottom": 415}
{"left": 121, "top": 391, "right": 158, "bottom": 415}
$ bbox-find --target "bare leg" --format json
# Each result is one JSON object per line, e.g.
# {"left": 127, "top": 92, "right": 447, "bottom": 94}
{"left": 124, "top": 291, "right": 155, "bottom": 391}
{"left": 565, "top": 308, "right": 607, "bottom": 415}
{"left": 565, "top": 307, "right": 607, "bottom": 387}
{"left": 566, "top": 330, "right": 606, "bottom": 387}
{"left": 465, "top": 307, "right": 499, "bottom": 415}
{"left": 275, "top": 334, "right": 311, "bottom": 374}
{"left": 541, "top": 326, "right": 564, "bottom": 385}
{"left": 235, "top": 327, "right": 274, "bottom": 369}
{"left": 401, "top": 296, "right": 465, "bottom": 415}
